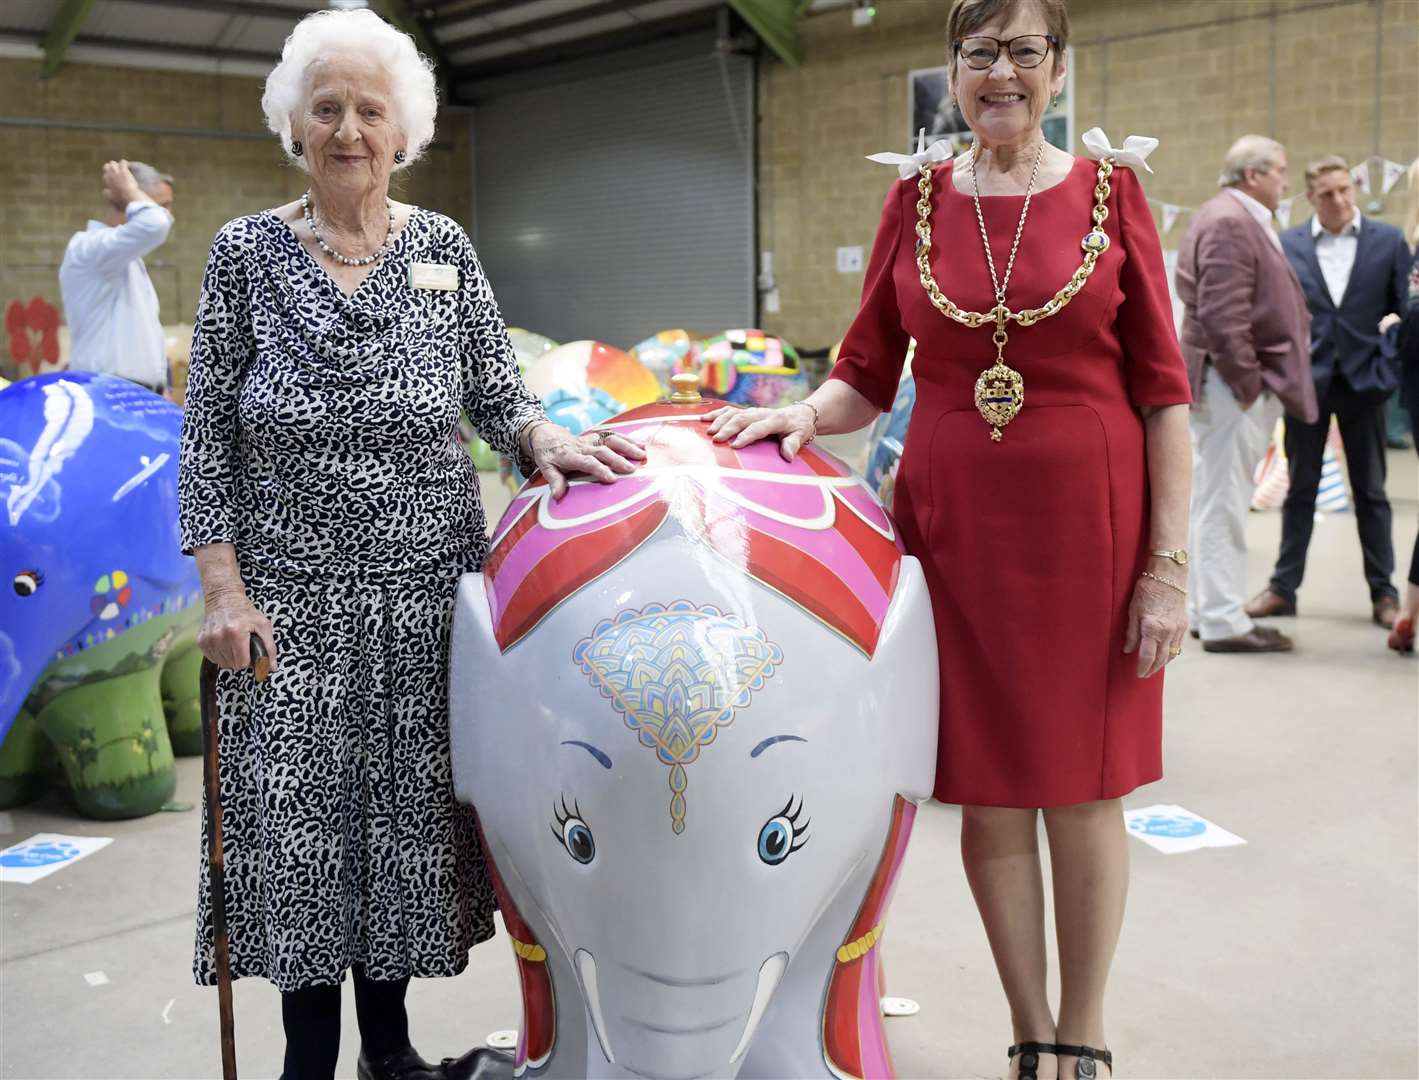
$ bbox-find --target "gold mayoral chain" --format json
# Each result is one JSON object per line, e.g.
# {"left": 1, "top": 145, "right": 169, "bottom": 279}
{"left": 914, "top": 144, "right": 1116, "bottom": 441}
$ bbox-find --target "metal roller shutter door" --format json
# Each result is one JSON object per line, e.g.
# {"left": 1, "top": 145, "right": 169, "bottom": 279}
{"left": 472, "top": 38, "right": 754, "bottom": 350}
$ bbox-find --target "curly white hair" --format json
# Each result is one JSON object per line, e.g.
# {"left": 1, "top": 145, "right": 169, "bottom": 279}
{"left": 261, "top": 8, "right": 438, "bottom": 173}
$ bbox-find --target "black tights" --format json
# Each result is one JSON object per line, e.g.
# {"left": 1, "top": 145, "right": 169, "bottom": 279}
{"left": 280, "top": 965, "right": 411, "bottom": 1080}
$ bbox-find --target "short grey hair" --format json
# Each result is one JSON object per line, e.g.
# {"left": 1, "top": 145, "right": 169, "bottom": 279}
{"left": 261, "top": 8, "right": 437, "bottom": 173}
{"left": 128, "top": 160, "right": 174, "bottom": 195}
{"left": 1218, "top": 135, "right": 1285, "bottom": 188}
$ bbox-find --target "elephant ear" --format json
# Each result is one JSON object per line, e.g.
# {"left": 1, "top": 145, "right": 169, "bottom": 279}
{"left": 822, "top": 796, "right": 917, "bottom": 1080}
{"left": 871, "top": 556, "right": 940, "bottom": 803}
{"left": 449, "top": 573, "right": 507, "bottom": 808}
{"left": 479, "top": 828, "right": 557, "bottom": 1074}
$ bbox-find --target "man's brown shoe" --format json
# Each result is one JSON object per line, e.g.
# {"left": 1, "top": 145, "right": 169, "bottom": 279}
{"left": 1202, "top": 626, "right": 1295, "bottom": 653}
{"left": 1374, "top": 596, "right": 1400, "bottom": 629}
{"left": 1245, "top": 588, "right": 1296, "bottom": 618}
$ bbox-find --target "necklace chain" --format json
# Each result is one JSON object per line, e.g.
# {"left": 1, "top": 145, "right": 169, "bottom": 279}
{"left": 968, "top": 140, "right": 1045, "bottom": 307}
{"left": 301, "top": 191, "right": 396, "bottom": 268}
{"left": 914, "top": 154, "right": 1116, "bottom": 328}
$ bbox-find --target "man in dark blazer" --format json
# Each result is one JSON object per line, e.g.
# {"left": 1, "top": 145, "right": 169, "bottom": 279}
{"left": 1177, "top": 135, "right": 1317, "bottom": 653}
{"left": 1248, "top": 156, "right": 1413, "bottom": 629}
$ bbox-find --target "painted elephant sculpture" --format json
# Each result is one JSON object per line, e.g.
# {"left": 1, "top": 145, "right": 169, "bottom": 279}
{"left": 0, "top": 373, "right": 203, "bottom": 818}
{"left": 449, "top": 389, "right": 939, "bottom": 1079}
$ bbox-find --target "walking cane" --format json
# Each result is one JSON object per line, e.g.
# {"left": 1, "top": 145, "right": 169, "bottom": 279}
{"left": 201, "top": 633, "right": 270, "bottom": 1080}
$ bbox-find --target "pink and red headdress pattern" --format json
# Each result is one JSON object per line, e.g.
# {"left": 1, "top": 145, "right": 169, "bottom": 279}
{"left": 483, "top": 401, "right": 904, "bottom": 657}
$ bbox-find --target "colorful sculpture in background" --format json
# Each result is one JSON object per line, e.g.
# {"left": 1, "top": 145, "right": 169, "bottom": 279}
{"left": 501, "top": 340, "right": 663, "bottom": 491}
{"left": 5, "top": 297, "right": 63, "bottom": 378}
{"left": 864, "top": 378, "right": 916, "bottom": 513}
{"left": 698, "top": 329, "right": 809, "bottom": 408}
{"left": 508, "top": 328, "right": 560, "bottom": 369}
{"left": 450, "top": 382, "right": 940, "bottom": 1080}
{"left": 0, "top": 373, "right": 202, "bottom": 818}
{"left": 630, "top": 328, "right": 705, "bottom": 391}
{"left": 862, "top": 342, "right": 917, "bottom": 511}
{"left": 522, "top": 339, "right": 663, "bottom": 408}
{"left": 1251, "top": 418, "right": 1352, "bottom": 513}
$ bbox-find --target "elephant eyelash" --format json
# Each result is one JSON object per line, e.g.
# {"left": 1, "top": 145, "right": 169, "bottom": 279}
{"left": 778, "top": 795, "right": 811, "bottom": 851}
{"left": 550, "top": 794, "right": 586, "bottom": 848}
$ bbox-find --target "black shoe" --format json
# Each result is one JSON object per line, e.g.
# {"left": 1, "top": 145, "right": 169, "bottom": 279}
{"left": 1008, "top": 1041, "right": 1058, "bottom": 1080}
{"left": 1056, "top": 1043, "right": 1113, "bottom": 1079}
{"left": 357, "top": 1045, "right": 444, "bottom": 1080}
{"left": 441, "top": 1046, "right": 515, "bottom": 1080}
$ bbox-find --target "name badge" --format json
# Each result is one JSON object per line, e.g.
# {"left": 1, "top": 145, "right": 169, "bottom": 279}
{"left": 409, "top": 262, "right": 459, "bottom": 291}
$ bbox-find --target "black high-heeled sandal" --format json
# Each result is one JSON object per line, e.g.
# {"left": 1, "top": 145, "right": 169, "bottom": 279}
{"left": 1055, "top": 1043, "right": 1113, "bottom": 1079}
{"left": 1007, "top": 1041, "right": 1058, "bottom": 1080}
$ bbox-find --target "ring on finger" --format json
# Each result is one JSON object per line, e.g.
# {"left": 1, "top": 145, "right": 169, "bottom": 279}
{"left": 1169, "top": 645, "right": 1182, "bottom": 657}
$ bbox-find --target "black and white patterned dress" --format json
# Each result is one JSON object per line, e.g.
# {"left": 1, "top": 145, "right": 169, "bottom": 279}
{"left": 179, "top": 208, "right": 544, "bottom": 992}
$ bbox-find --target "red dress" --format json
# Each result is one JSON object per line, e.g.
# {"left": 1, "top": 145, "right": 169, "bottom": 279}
{"left": 831, "top": 157, "right": 1191, "bottom": 808}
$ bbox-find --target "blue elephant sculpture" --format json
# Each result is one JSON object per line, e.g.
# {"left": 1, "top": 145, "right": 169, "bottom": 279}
{"left": 0, "top": 373, "right": 203, "bottom": 818}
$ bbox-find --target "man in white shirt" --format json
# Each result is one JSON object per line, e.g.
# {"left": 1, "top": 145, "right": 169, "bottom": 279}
{"left": 58, "top": 159, "right": 175, "bottom": 392}
{"left": 1248, "top": 155, "right": 1414, "bottom": 629}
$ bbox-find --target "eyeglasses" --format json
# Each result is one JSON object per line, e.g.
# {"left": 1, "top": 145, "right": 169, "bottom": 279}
{"left": 954, "top": 34, "right": 1058, "bottom": 70}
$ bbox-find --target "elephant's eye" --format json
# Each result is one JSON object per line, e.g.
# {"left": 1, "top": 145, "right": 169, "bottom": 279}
{"left": 552, "top": 795, "right": 595, "bottom": 865}
{"left": 13, "top": 570, "right": 43, "bottom": 597}
{"left": 758, "top": 795, "right": 809, "bottom": 866}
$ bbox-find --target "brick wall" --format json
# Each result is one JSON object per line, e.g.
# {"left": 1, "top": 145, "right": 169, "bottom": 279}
{"left": 758, "top": 0, "right": 1419, "bottom": 350}
{"left": 3, "top": 0, "right": 1415, "bottom": 375}
{"left": 0, "top": 57, "right": 472, "bottom": 379}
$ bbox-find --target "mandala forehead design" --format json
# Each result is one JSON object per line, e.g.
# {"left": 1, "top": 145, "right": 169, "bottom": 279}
{"left": 573, "top": 601, "right": 783, "bottom": 834}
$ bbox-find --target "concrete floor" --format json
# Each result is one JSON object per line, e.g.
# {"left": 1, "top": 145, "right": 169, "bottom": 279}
{"left": 1, "top": 450, "right": 1415, "bottom": 1080}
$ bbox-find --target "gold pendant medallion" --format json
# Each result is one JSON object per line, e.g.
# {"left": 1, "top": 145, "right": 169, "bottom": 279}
{"left": 974, "top": 360, "right": 1024, "bottom": 441}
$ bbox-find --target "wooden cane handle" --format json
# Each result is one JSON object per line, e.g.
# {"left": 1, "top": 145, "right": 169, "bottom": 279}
{"left": 249, "top": 634, "right": 270, "bottom": 684}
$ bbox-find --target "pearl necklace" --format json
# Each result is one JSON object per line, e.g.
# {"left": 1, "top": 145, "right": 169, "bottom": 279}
{"left": 301, "top": 191, "right": 396, "bottom": 268}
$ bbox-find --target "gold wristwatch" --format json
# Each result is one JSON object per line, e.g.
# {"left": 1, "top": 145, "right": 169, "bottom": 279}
{"left": 1151, "top": 548, "right": 1189, "bottom": 566}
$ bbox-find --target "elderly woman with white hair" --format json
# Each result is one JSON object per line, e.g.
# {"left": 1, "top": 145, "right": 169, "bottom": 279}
{"left": 178, "top": 11, "right": 642, "bottom": 1080}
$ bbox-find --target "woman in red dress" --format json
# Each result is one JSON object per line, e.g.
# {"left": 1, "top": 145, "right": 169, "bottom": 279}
{"left": 707, "top": 2, "right": 1191, "bottom": 1077}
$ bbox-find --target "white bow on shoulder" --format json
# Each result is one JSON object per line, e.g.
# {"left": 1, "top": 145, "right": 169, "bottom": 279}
{"left": 867, "top": 128, "right": 954, "bottom": 180}
{"left": 1081, "top": 127, "right": 1158, "bottom": 174}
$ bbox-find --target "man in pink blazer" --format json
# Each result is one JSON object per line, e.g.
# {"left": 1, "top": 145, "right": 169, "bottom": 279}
{"left": 1176, "top": 135, "right": 1319, "bottom": 653}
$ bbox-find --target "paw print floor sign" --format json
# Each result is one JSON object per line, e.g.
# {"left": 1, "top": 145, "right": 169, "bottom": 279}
{"left": 1123, "top": 805, "right": 1245, "bottom": 854}
{"left": 0, "top": 833, "right": 113, "bottom": 883}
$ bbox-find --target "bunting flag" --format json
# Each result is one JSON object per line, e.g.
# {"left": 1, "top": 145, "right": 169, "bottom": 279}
{"left": 1138, "top": 151, "right": 1409, "bottom": 241}
{"left": 1382, "top": 158, "right": 1409, "bottom": 195}
{"left": 1350, "top": 160, "right": 1371, "bottom": 194}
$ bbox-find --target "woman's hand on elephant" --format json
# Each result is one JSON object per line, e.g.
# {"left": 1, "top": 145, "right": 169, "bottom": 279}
{"left": 197, "top": 592, "right": 278, "bottom": 673}
{"left": 530, "top": 421, "right": 645, "bottom": 501}
{"left": 1124, "top": 570, "right": 1188, "bottom": 678}
{"left": 702, "top": 403, "right": 816, "bottom": 461}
